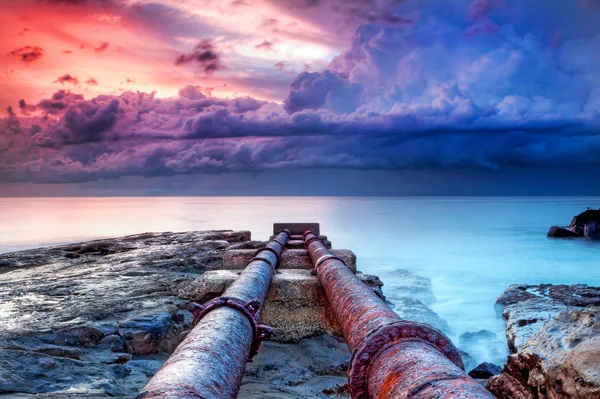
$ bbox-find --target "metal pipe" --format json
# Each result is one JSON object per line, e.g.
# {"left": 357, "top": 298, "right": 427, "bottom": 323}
{"left": 137, "top": 230, "right": 290, "bottom": 399}
{"left": 303, "top": 230, "right": 495, "bottom": 399}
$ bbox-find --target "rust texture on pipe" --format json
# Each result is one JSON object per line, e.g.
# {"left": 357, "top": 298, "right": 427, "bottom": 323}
{"left": 137, "top": 230, "right": 290, "bottom": 399}
{"left": 303, "top": 230, "right": 495, "bottom": 399}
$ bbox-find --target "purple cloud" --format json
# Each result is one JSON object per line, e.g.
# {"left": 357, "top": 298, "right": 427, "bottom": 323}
{"left": 1, "top": 0, "right": 600, "bottom": 185}
{"left": 255, "top": 40, "right": 275, "bottom": 51}
{"left": 175, "top": 40, "right": 222, "bottom": 75}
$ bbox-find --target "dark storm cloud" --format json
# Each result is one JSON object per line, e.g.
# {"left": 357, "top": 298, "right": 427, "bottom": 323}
{"left": 1, "top": 0, "right": 600, "bottom": 184}
{"left": 175, "top": 40, "right": 222, "bottom": 75}
{"left": 7, "top": 46, "right": 44, "bottom": 62}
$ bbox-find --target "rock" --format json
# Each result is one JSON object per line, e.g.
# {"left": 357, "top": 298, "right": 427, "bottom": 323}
{"left": 459, "top": 349, "right": 478, "bottom": 373}
{"left": 491, "top": 283, "right": 600, "bottom": 399}
{"left": 468, "top": 362, "right": 502, "bottom": 379}
{"left": 357, "top": 272, "right": 385, "bottom": 300}
{"left": 548, "top": 208, "right": 600, "bottom": 239}
{"left": 547, "top": 226, "right": 580, "bottom": 238}
{"left": 227, "top": 240, "right": 267, "bottom": 250}
{"left": 55, "top": 326, "right": 104, "bottom": 348}
{"left": 97, "top": 334, "right": 125, "bottom": 352}
{"left": 0, "top": 229, "right": 381, "bottom": 398}
{"left": 240, "top": 335, "right": 351, "bottom": 398}
{"left": 383, "top": 269, "right": 436, "bottom": 305}
{"left": 488, "top": 309, "right": 600, "bottom": 398}
{"left": 0, "top": 230, "right": 253, "bottom": 396}
{"left": 497, "top": 284, "right": 600, "bottom": 353}
{"left": 118, "top": 307, "right": 188, "bottom": 355}
{"left": 458, "top": 330, "right": 508, "bottom": 367}
{"left": 0, "top": 349, "right": 120, "bottom": 395}
{"left": 391, "top": 297, "right": 451, "bottom": 334}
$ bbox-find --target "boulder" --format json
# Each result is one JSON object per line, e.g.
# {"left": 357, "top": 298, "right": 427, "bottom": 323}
{"left": 118, "top": 307, "right": 189, "bottom": 355}
{"left": 383, "top": 269, "right": 437, "bottom": 305}
{"left": 488, "top": 308, "right": 600, "bottom": 399}
{"left": 468, "top": 362, "right": 502, "bottom": 379}
{"left": 458, "top": 330, "right": 508, "bottom": 367}
{"left": 547, "top": 226, "right": 580, "bottom": 238}
{"left": 490, "top": 284, "right": 600, "bottom": 398}
{"left": 548, "top": 208, "right": 600, "bottom": 239}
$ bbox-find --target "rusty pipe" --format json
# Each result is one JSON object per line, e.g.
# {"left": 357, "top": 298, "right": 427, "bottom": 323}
{"left": 137, "top": 230, "right": 290, "bottom": 399}
{"left": 304, "top": 230, "right": 495, "bottom": 399}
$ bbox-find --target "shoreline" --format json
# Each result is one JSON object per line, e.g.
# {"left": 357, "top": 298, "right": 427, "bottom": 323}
{"left": 1, "top": 230, "right": 599, "bottom": 398}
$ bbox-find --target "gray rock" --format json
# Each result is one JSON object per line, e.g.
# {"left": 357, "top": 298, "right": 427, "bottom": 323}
{"left": 488, "top": 308, "right": 600, "bottom": 399}
{"left": 489, "top": 283, "right": 600, "bottom": 399}
{"left": 547, "top": 226, "right": 581, "bottom": 238}
{"left": 383, "top": 269, "right": 436, "bottom": 305}
{"left": 0, "top": 230, "right": 251, "bottom": 396}
{"left": 497, "top": 284, "right": 600, "bottom": 353}
{"left": 391, "top": 297, "right": 450, "bottom": 334}
{"left": 468, "top": 362, "right": 502, "bottom": 379}
{"left": 548, "top": 208, "right": 600, "bottom": 239}
{"left": 118, "top": 307, "right": 187, "bottom": 355}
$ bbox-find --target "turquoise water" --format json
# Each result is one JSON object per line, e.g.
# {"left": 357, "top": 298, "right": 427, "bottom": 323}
{"left": 1, "top": 197, "right": 599, "bottom": 365}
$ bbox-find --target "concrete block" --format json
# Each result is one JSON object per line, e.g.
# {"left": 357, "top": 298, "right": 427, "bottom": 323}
{"left": 222, "top": 249, "right": 356, "bottom": 272}
{"left": 273, "top": 223, "right": 320, "bottom": 235}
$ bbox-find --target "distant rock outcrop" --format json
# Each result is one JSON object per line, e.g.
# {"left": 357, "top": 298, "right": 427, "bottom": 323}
{"left": 548, "top": 208, "right": 600, "bottom": 238}
{"left": 487, "top": 284, "right": 600, "bottom": 399}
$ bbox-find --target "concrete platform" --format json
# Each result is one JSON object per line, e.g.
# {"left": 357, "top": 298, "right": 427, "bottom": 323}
{"left": 223, "top": 249, "right": 356, "bottom": 272}
{"left": 285, "top": 239, "right": 332, "bottom": 249}
{"left": 273, "top": 223, "right": 320, "bottom": 235}
{"left": 178, "top": 268, "right": 383, "bottom": 342}
{"left": 269, "top": 234, "right": 328, "bottom": 241}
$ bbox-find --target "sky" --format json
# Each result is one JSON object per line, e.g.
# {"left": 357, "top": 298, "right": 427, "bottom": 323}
{"left": 1, "top": 0, "right": 600, "bottom": 196}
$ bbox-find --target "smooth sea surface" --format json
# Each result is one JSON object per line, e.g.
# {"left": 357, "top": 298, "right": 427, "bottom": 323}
{"left": 1, "top": 197, "right": 599, "bottom": 365}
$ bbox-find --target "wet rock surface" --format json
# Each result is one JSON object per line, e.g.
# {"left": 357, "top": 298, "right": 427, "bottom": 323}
{"left": 488, "top": 284, "right": 600, "bottom": 398}
{"left": 381, "top": 269, "right": 450, "bottom": 334}
{"left": 0, "top": 231, "right": 365, "bottom": 397}
{"left": 548, "top": 208, "right": 600, "bottom": 238}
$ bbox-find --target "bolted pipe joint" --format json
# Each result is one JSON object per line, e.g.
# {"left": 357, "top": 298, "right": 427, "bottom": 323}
{"left": 348, "top": 320, "right": 464, "bottom": 398}
{"left": 137, "top": 229, "right": 290, "bottom": 399}
{"left": 303, "top": 230, "right": 495, "bottom": 399}
{"left": 188, "top": 297, "right": 274, "bottom": 359}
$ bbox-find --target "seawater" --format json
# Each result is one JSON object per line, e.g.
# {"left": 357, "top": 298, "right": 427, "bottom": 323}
{"left": 2, "top": 197, "right": 599, "bottom": 366}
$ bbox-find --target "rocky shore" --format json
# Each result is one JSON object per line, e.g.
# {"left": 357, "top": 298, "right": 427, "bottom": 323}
{"left": 2, "top": 229, "right": 599, "bottom": 398}
{"left": 0, "top": 230, "right": 378, "bottom": 398}
{"left": 487, "top": 284, "right": 600, "bottom": 398}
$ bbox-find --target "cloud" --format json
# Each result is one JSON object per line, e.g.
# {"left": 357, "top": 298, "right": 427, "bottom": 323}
{"left": 85, "top": 78, "right": 99, "bottom": 85}
{"left": 7, "top": 46, "right": 44, "bottom": 62}
{"left": 1, "top": 0, "right": 600, "bottom": 185}
{"left": 94, "top": 41, "right": 109, "bottom": 52}
{"left": 284, "top": 70, "right": 363, "bottom": 114}
{"left": 255, "top": 40, "right": 275, "bottom": 51}
{"left": 53, "top": 74, "right": 80, "bottom": 85}
{"left": 175, "top": 40, "right": 222, "bottom": 75}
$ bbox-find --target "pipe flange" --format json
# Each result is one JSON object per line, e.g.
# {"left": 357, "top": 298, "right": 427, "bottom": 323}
{"left": 348, "top": 320, "right": 464, "bottom": 399}
{"left": 188, "top": 297, "right": 273, "bottom": 359}
{"left": 255, "top": 246, "right": 281, "bottom": 265}
{"left": 304, "top": 235, "right": 323, "bottom": 247}
{"left": 249, "top": 255, "right": 275, "bottom": 268}
{"left": 314, "top": 255, "right": 344, "bottom": 270}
